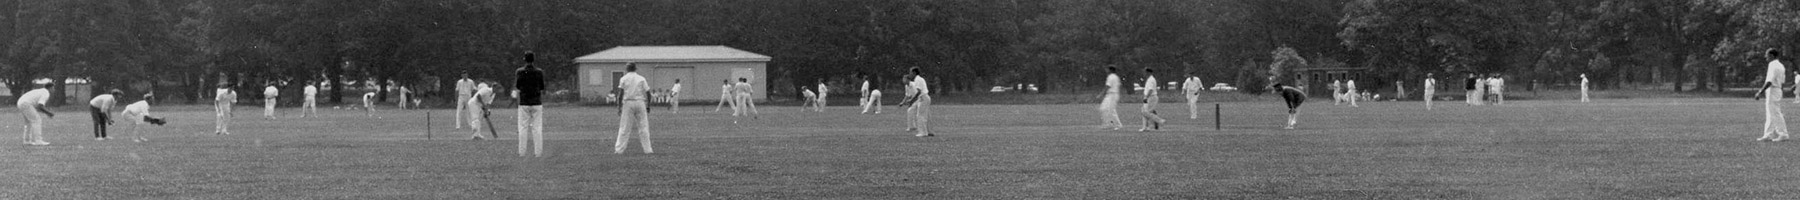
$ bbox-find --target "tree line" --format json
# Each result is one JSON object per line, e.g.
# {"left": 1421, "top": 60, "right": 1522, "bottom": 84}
{"left": 4, "top": 0, "right": 1800, "bottom": 105}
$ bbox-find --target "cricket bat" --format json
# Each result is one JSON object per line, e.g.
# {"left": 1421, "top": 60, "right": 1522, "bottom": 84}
{"left": 483, "top": 107, "right": 498, "bottom": 138}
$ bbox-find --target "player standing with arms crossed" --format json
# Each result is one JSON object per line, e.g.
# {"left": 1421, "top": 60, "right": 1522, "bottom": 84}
{"left": 1096, "top": 66, "right": 1124, "bottom": 130}
{"left": 898, "top": 67, "right": 933, "bottom": 137}
{"left": 1273, "top": 83, "right": 1307, "bottom": 129}
{"left": 1137, "top": 68, "right": 1166, "bottom": 131}
{"left": 615, "top": 63, "right": 654, "bottom": 154}
{"left": 89, "top": 89, "right": 121, "bottom": 140}
{"left": 515, "top": 52, "right": 548, "bottom": 157}
{"left": 1182, "top": 72, "right": 1203, "bottom": 119}
{"left": 1423, "top": 73, "right": 1436, "bottom": 110}
{"left": 1756, "top": 49, "right": 1791, "bottom": 141}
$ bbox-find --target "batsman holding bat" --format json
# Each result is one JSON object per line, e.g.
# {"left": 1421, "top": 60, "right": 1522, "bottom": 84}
{"left": 468, "top": 82, "right": 497, "bottom": 140}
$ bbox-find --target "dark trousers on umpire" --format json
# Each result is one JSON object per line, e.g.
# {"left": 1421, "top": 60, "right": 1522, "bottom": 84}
{"left": 90, "top": 106, "right": 109, "bottom": 138}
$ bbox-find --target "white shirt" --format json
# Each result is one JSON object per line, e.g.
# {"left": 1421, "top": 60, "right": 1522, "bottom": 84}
{"left": 1769, "top": 60, "right": 1788, "bottom": 90}
{"left": 121, "top": 101, "right": 151, "bottom": 124}
{"left": 362, "top": 92, "right": 376, "bottom": 102}
{"left": 1142, "top": 76, "right": 1159, "bottom": 98}
{"left": 618, "top": 72, "right": 650, "bottom": 100}
{"left": 456, "top": 78, "right": 475, "bottom": 96}
{"left": 1104, "top": 73, "right": 1121, "bottom": 95}
{"left": 90, "top": 94, "right": 117, "bottom": 110}
{"left": 817, "top": 83, "right": 829, "bottom": 97}
{"left": 264, "top": 86, "right": 279, "bottom": 99}
{"left": 1346, "top": 80, "right": 1357, "bottom": 91}
{"left": 1182, "top": 77, "right": 1203, "bottom": 95}
{"left": 16, "top": 88, "right": 48, "bottom": 107}
{"left": 910, "top": 75, "right": 930, "bottom": 96}
{"left": 1489, "top": 78, "right": 1504, "bottom": 90}
{"left": 470, "top": 85, "right": 495, "bottom": 105}
{"left": 861, "top": 81, "right": 871, "bottom": 95}
{"left": 734, "top": 82, "right": 753, "bottom": 96}
{"left": 721, "top": 84, "right": 733, "bottom": 97}
{"left": 671, "top": 83, "right": 682, "bottom": 94}
{"left": 303, "top": 85, "right": 318, "bottom": 100}
{"left": 215, "top": 88, "right": 236, "bottom": 104}
{"left": 1424, "top": 78, "right": 1436, "bottom": 92}
{"left": 802, "top": 89, "right": 815, "bottom": 97}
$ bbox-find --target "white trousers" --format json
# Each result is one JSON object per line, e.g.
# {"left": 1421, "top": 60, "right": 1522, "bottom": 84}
{"left": 18, "top": 105, "right": 44, "bottom": 144}
{"left": 862, "top": 92, "right": 883, "bottom": 113}
{"left": 264, "top": 98, "right": 276, "bottom": 117}
{"left": 1140, "top": 98, "right": 1164, "bottom": 129}
{"left": 454, "top": 94, "right": 469, "bottom": 128}
{"left": 302, "top": 97, "right": 317, "bottom": 117}
{"left": 468, "top": 102, "right": 487, "bottom": 138}
{"left": 1767, "top": 88, "right": 1789, "bottom": 139}
{"left": 517, "top": 105, "right": 544, "bottom": 156}
{"left": 1186, "top": 94, "right": 1199, "bottom": 119}
{"left": 1098, "top": 95, "right": 1122, "bottom": 128}
{"left": 1580, "top": 85, "right": 1590, "bottom": 102}
{"left": 911, "top": 96, "right": 931, "bottom": 135}
{"left": 1423, "top": 90, "right": 1434, "bottom": 110}
{"left": 616, "top": 100, "right": 652, "bottom": 153}
{"left": 215, "top": 103, "right": 231, "bottom": 134}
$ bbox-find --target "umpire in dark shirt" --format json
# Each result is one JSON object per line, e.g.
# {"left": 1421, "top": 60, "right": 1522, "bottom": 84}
{"left": 1465, "top": 73, "right": 1478, "bottom": 105}
{"left": 515, "top": 51, "right": 547, "bottom": 157}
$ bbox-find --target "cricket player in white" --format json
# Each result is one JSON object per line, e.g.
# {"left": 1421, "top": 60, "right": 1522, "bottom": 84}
{"left": 670, "top": 79, "right": 682, "bottom": 113}
{"left": 302, "top": 82, "right": 318, "bottom": 117}
{"left": 815, "top": 80, "right": 829, "bottom": 112}
{"left": 1483, "top": 74, "right": 1497, "bottom": 104}
{"left": 1331, "top": 80, "right": 1344, "bottom": 105}
{"left": 1138, "top": 68, "right": 1166, "bottom": 131}
{"left": 1423, "top": 73, "right": 1436, "bottom": 110}
{"left": 1472, "top": 75, "right": 1487, "bottom": 105}
{"left": 215, "top": 84, "right": 237, "bottom": 135}
{"left": 714, "top": 80, "right": 733, "bottom": 112}
{"left": 861, "top": 74, "right": 882, "bottom": 114}
{"left": 1182, "top": 73, "right": 1203, "bottom": 119}
{"left": 362, "top": 92, "right": 377, "bottom": 117}
{"left": 263, "top": 84, "right": 279, "bottom": 119}
{"left": 616, "top": 64, "right": 654, "bottom": 154}
{"left": 1096, "top": 66, "right": 1124, "bottom": 130}
{"left": 121, "top": 95, "right": 168, "bottom": 142}
{"left": 800, "top": 87, "right": 816, "bottom": 111}
{"left": 1757, "top": 49, "right": 1790, "bottom": 141}
{"left": 1346, "top": 80, "right": 1359, "bottom": 107}
{"left": 455, "top": 74, "right": 474, "bottom": 128}
{"left": 468, "top": 82, "right": 495, "bottom": 140}
{"left": 1579, "top": 74, "right": 1590, "bottom": 102}
{"left": 396, "top": 86, "right": 411, "bottom": 110}
{"left": 16, "top": 85, "right": 53, "bottom": 145}
{"left": 899, "top": 67, "right": 933, "bottom": 137}
{"left": 904, "top": 75, "right": 919, "bottom": 131}
{"left": 732, "top": 78, "right": 760, "bottom": 122}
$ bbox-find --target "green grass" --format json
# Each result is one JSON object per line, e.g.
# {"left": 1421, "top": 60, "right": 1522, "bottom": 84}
{"left": 1, "top": 98, "right": 1796, "bottom": 198}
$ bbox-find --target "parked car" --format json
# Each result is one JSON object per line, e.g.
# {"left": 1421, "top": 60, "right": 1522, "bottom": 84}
{"left": 1209, "top": 83, "right": 1238, "bottom": 91}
